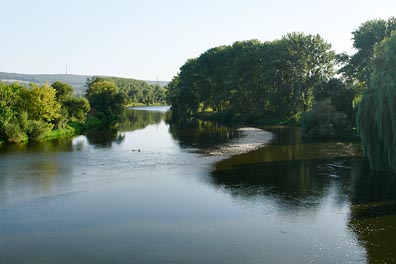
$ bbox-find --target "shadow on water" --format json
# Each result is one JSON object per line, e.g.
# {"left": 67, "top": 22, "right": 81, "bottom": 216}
{"left": 203, "top": 126, "right": 396, "bottom": 263}
{"left": 169, "top": 119, "right": 396, "bottom": 262}
{"left": 168, "top": 116, "right": 242, "bottom": 149}
{"left": 348, "top": 167, "right": 396, "bottom": 263}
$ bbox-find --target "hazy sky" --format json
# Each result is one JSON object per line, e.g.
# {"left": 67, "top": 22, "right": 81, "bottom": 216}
{"left": 1, "top": 0, "right": 395, "bottom": 81}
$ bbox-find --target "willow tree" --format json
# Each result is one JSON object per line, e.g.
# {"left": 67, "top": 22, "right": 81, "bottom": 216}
{"left": 357, "top": 33, "right": 396, "bottom": 173}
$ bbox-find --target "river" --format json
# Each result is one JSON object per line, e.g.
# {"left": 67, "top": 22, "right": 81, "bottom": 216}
{"left": 0, "top": 106, "right": 395, "bottom": 263}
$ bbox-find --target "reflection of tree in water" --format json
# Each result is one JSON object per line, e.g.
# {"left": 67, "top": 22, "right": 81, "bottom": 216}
{"left": 212, "top": 155, "right": 354, "bottom": 211}
{"left": 167, "top": 117, "right": 240, "bottom": 149}
{"left": 118, "top": 108, "right": 170, "bottom": 132}
{"left": 206, "top": 126, "right": 396, "bottom": 262}
{"left": 348, "top": 165, "right": 396, "bottom": 263}
{"left": 0, "top": 141, "right": 75, "bottom": 204}
{"left": 0, "top": 137, "right": 75, "bottom": 154}
{"left": 85, "top": 129, "right": 125, "bottom": 148}
{"left": 211, "top": 126, "right": 361, "bottom": 210}
{"left": 84, "top": 108, "right": 169, "bottom": 148}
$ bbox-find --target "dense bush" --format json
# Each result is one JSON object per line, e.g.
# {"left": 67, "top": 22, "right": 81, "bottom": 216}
{"left": 26, "top": 120, "right": 52, "bottom": 140}
{"left": 0, "top": 81, "right": 91, "bottom": 143}
{"left": 301, "top": 99, "right": 348, "bottom": 138}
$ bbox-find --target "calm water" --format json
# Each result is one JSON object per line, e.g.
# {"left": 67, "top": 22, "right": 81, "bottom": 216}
{"left": 0, "top": 106, "right": 395, "bottom": 264}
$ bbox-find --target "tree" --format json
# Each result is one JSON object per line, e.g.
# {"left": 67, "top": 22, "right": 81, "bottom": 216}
{"left": 270, "top": 33, "right": 335, "bottom": 116}
{"left": 52, "top": 81, "right": 74, "bottom": 102}
{"left": 51, "top": 81, "right": 91, "bottom": 125}
{"left": 167, "top": 59, "right": 201, "bottom": 115}
{"left": 356, "top": 33, "right": 396, "bottom": 173}
{"left": 340, "top": 17, "right": 396, "bottom": 86}
{"left": 168, "top": 33, "right": 335, "bottom": 119}
{"left": 86, "top": 79, "right": 125, "bottom": 123}
{"left": 63, "top": 97, "right": 91, "bottom": 123}
{"left": 22, "top": 83, "right": 62, "bottom": 126}
{"left": 0, "top": 82, "right": 26, "bottom": 142}
{"left": 89, "top": 76, "right": 167, "bottom": 106}
{"left": 313, "top": 78, "right": 357, "bottom": 122}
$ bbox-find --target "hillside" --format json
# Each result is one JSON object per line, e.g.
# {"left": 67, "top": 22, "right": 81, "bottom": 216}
{"left": 0, "top": 72, "right": 168, "bottom": 96}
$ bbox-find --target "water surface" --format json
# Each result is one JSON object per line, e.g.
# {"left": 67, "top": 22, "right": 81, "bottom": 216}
{"left": 0, "top": 106, "right": 395, "bottom": 263}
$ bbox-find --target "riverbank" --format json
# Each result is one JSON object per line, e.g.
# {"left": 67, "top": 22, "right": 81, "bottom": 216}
{"left": 0, "top": 106, "right": 165, "bottom": 145}
{"left": 0, "top": 116, "right": 106, "bottom": 146}
{"left": 124, "top": 102, "right": 167, "bottom": 107}
{"left": 195, "top": 111, "right": 300, "bottom": 127}
{"left": 194, "top": 111, "right": 360, "bottom": 140}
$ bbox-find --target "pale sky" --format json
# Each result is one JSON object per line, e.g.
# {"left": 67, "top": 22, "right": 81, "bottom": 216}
{"left": 1, "top": 0, "right": 395, "bottom": 81}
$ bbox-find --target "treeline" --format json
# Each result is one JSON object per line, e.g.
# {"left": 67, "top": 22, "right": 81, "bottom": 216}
{"left": 167, "top": 17, "right": 396, "bottom": 172}
{"left": 167, "top": 32, "right": 359, "bottom": 138}
{"left": 167, "top": 18, "right": 394, "bottom": 129}
{"left": 168, "top": 32, "right": 338, "bottom": 118}
{"left": 0, "top": 76, "right": 164, "bottom": 144}
{"left": 92, "top": 77, "right": 167, "bottom": 106}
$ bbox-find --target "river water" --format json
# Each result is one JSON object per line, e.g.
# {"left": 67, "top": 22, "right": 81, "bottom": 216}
{"left": 0, "top": 106, "right": 395, "bottom": 263}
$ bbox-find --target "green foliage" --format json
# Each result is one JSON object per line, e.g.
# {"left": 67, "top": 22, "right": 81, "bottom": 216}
{"left": 52, "top": 81, "right": 74, "bottom": 101}
{"left": 1, "top": 121, "right": 28, "bottom": 143}
{"left": 50, "top": 81, "right": 91, "bottom": 127}
{"left": 43, "top": 124, "right": 79, "bottom": 140}
{"left": 340, "top": 17, "right": 396, "bottom": 86}
{"left": 63, "top": 97, "right": 91, "bottom": 123}
{"left": 0, "top": 77, "right": 162, "bottom": 144}
{"left": 357, "top": 33, "right": 396, "bottom": 173}
{"left": 301, "top": 99, "right": 348, "bottom": 138}
{"left": 270, "top": 33, "right": 335, "bottom": 115}
{"left": 26, "top": 120, "right": 52, "bottom": 140}
{"left": 313, "top": 78, "right": 358, "bottom": 122}
{"left": 0, "top": 81, "right": 91, "bottom": 143}
{"left": 89, "top": 76, "right": 167, "bottom": 106}
{"left": 168, "top": 33, "right": 335, "bottom": 119}
{"left": 86, "top": 79, "right": 126, "bottom": 124}
{"left": 22, "top": 83, "right": 62, "bottom": 125}
{"left": 83, "top": 116, "right": 103, "bottom": 130}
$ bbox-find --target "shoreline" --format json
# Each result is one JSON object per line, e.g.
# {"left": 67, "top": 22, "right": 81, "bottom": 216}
{"left": 194, "top": 111, "right": 359, "bottom": 141}
{"left": 201, "top": 127, "right": 274, "bottom": 157}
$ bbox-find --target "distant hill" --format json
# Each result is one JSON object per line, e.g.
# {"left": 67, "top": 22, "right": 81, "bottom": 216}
{"left": 0, "top": 72, "right": 168, "bottom": 96}
{"left": 144, "top": 80, "right": 169, "bottom": 87}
